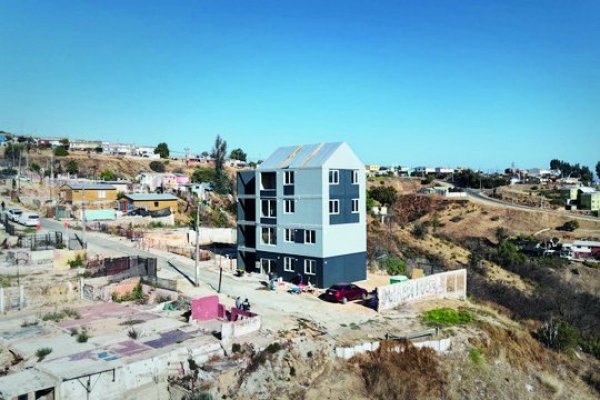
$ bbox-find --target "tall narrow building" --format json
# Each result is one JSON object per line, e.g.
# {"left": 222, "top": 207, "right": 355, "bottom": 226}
{"left": 236, "top": 142, "right": 366, "bottom": 288}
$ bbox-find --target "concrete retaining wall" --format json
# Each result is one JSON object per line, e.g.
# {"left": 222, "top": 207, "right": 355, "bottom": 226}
{"left": 377, "top": 269, "right": 467, "bottom": 311}
{"left": 335, "top": 338, "right": 451, "bottom": 359}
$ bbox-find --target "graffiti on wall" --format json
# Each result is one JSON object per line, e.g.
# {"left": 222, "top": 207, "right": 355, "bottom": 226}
{"left": 377, "top": 269, "right": 467, "bottom": 311}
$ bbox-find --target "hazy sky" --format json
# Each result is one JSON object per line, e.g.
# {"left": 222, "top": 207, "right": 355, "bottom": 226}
{"left": 1, "top": 1, "right": 599, "bottom": 170}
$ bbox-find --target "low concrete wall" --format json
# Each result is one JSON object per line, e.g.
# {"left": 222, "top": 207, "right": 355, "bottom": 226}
{"left": 377, "top": 269, "right": 467, "bottom": 311}
{"left": 335, "top": 338, "right": 451, "bottom": 359}
{"left": 221, "top": 315, "right": 261, "bottom": 340}
{"left": 188, "top": 228, "right": 236, "bottom": 245}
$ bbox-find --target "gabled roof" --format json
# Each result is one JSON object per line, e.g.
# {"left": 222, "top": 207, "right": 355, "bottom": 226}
{"left": 63, "top": 183, "right": 116, "bottom": 190}
{"left": 258, "top": 142, "right": 345, "bottom": 169}
{"left": 125, "top": 193, "right": 179, "bottom": 201}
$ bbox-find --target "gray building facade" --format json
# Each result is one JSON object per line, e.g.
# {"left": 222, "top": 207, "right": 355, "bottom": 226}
{"left": 237, "top": 142, "right": 366, "bottom": 288}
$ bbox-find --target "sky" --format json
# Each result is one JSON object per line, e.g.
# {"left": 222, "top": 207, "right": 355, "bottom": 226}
{"left": 0, "top": 0, "right": 599, "bottom": 171}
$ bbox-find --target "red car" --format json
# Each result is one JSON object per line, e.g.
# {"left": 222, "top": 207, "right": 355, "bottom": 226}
{"left": 323, "top": 283, "right": 368, "bottom": 304}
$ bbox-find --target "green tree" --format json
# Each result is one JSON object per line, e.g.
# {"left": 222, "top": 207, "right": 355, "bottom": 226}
{"left": 3, "top": 143, "right": 23, "bottom": 166}
{"left": 154, "top": 142, "right": 170, "bottom": 159}
{"left": 596, "top": 161, "right": 600, "bottom": 182}
{"left": 60, "top": 138, "right": 70, "bottom": 148}
{"left": 149, "top": 161, "right": 166, "bottom": 172}
{"left": 212, "top": 135, "right": 230, "bottom": 194}
{"left": 229, "top": 148, "right": 247, "bottom": 161}
{"left": 66, "top": 160, "right": 79, "bottom": 174}
{"left": 580, "top": 165, "right": 593, "bottom": 184}
{"left": 54, "top": 146, "right": 69, "bottom": 157}
{"left": 99, "top": 169, "right": 116, "bottom": 180}
{"left": 29, "top": 162, "right": 40, "bottom": 174}
{"left": 537, "top": 319, "right": 580, "bottom": 352}
{"left": 192, "top": 167, "right": 216, "bottom": 183}
{"left": 368, "top": 186, "right": 397, "bottom": 206}
{"left": 94, "top": 146, "right": 103, "bottom": 153}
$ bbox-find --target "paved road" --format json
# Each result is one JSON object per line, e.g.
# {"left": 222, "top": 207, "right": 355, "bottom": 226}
{"left": 465, "top": 189, "right": 600, "bottom": 223}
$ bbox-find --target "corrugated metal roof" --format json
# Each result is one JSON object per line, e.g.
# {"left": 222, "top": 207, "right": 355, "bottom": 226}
{"left": 125, "top": 193, "right": 179, "bottom": 201}
{"left": 66, "top": 183, "right": 117, "bottom": 190}
{"left": 259, "top": 142, "right": 344, "bottom": 169}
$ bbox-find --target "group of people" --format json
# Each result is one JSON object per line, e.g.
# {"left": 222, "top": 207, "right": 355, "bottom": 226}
{"left": 235, "top": 296, "right": 251, "bottom": 311}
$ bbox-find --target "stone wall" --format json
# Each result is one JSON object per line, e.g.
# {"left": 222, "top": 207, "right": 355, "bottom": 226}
{"left": 377, "top": 269, "right": 467, "bottom": 311}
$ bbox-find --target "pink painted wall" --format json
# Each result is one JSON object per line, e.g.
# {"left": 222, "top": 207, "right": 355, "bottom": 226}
{"left": 191, "top": 295, "right": 220, "bottom": 321}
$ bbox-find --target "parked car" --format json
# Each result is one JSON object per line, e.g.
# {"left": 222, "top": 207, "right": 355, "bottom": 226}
{"left": 6, "top": 208, "right": 23, "bottom": 222}
{"left": 18, "top": 212, "right": 40, "bottom": 227}
{"left": 323, "top": 283, "right": 368, "bottom": 304}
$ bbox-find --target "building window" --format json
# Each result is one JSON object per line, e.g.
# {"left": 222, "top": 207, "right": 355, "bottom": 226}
{"left": 284, "top": 257, "right": 294, "bottom": 272}
{"left": 329, "top": 199, "right": 339, "bottom": 214}
{"left": 261, "top": 227, "right": 276, "bottom": 245}
{"left": 284, "top": 228, "right": 293, "bottom": 242}
{"left": 329, "top": 170, "right": 339, "bottom": 184}
{"left": 352, "top": 170, "right": 359, "bottom": 184}
{"left": 98, "top": 190, "right": 106, "bottom": 199}
{"left": 284, "top": 171, "right": 295, "bottom": 185}
{"left": 351, "top": 199, "right": 359, "bottom": 213}
{"left": 261, "top": 258, "right": 276, "bottom": 274}
{"left": 261, "top": 199, "right": 276, "bottom": 218}
{"left": 304, "top": 230, "right": 316, "bottom": 244}
{"left": 154, "top": 201, "right": 159, "bottom": 207}
{"left": 260, "top": 172, "right": 276, "bottom": 190}
{"left": 304, "top": 259, "right": 316, "bottom": 275}
{"left": 284, "top": 199, "right": 295, "bottom": 214}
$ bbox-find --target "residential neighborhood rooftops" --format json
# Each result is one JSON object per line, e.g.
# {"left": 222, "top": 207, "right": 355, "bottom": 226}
{"left": 124, "top": 193, "right": 179, "bottom": 201}
{"left": 259, "top": 142, "right": 346, "bottom": 169}
{"left": 63, "top": 183, "right": 117, "bottom": 190}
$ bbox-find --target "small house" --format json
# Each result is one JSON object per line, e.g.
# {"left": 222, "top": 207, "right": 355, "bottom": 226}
{"left": 120, "top": 193, "right": 179, "bottom": 213}
{"left": 59, "top": 183, "right": 117, "bottom": 204}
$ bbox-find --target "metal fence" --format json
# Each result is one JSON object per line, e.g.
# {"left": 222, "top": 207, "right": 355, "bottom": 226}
{"left": 85, "top": 256, "right": 157, "bottom": 279}
{"left": 2, "top": 218, "right": 16, "bottom": 236}
{"left": 16, "top": 232, "right": 63, "bottom": 251}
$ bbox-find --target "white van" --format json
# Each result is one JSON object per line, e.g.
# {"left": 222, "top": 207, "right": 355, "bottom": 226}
{"left": 19, "top": 212, "right": 40, "bottom": 227}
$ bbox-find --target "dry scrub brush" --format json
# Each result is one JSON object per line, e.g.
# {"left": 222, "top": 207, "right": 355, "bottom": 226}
{"left": 352, "top": 340, "right": 446, "bottom": 400}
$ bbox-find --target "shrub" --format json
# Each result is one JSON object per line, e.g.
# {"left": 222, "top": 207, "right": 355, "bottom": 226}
{"left": 356, "top": 340, "right": 446, "bottom": 400}
{"left": 77, "top": 328, "right": 90, "bottom": 343}
{"left": 411, "top": 223, "right": 428, "bottom": 239}
{"left": 21, "top": 320, "right": 38, "bottom": 328}
{"left": 53, "top": 146, "right": 69, "bottom": 157}
{"left": 490, "top": 215, "right": 500, "bottom": 221}
{"left": 537, "top": 319, "right": 579, "bottom": 352}
{"left": 383, "top": 257, "right": 406, "bottom": 275}
{"left": 42, "top": 311, "right": 66, "bottom": 322}
{"left": 35, "top": 347, "right": 52, "bottom": 362}
{"left": 558, "top": 220, "right": 579, "bottom": 232}
{"left": 421, "top": 308, "right": 474, "bottom": 326}
{"left": 127, "top": 327, "right": 139, "bottom": 340}
{"left": 149, "top": 161, "right": 165, "bottom": 172}
{"left": 67, "top": 254, "right": 85, "bottom": 269}
{"left": 265, "top": 342, "right": 282, "bottom": 354}
{"left": 231, "top": 343, "right": 242, "bottom": 353}
{"left": 63, "top": 308, "right": 81, "bottom": 319}
{"left": 449, "top": 215, "right": 463, "bottom": 223}
{"left": 468, "top": 347, "right": 484, "bottom": 367}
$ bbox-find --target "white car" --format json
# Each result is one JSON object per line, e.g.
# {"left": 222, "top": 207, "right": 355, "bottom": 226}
{"left": 6, "top": 208, "right": 23, "bottom": 222}
{"left": 18, "top": 212, "right": 40, "bottom": 227}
